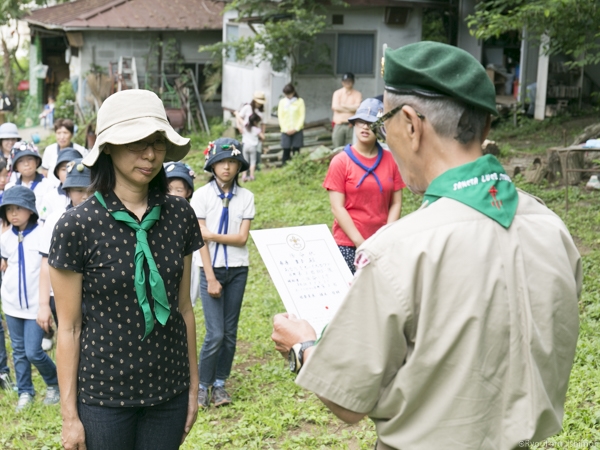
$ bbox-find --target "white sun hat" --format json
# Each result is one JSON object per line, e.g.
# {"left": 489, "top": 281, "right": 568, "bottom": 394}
{"left": 82, "top": 89, "right": 190, "bottom": 167}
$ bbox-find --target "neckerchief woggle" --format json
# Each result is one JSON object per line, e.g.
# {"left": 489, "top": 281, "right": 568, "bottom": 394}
{"left": 94, "top": 192, "right": 170, "bottom": 340}
{"left": 210, "top": 180, "right": 234, "bottom": 269}
{"left": 17, "top": 172, "right": 44, "bottom": 191}
{"left": 422, "top": 154, "right": 518, "bottom": 228}
{"left": 12, "top": 223, "right": 38, "bottom": 309}
{"left": 344, "top": 144, "right": 384, "bottom": 192}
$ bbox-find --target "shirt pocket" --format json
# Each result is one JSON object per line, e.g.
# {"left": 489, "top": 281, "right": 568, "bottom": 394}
{"left": 228, "top": 205, "right": 245, "bottom": 230}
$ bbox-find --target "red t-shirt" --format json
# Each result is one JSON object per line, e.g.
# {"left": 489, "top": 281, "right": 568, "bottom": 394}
{"left": 323, "top": 146, "right": 405, "bottom": 247}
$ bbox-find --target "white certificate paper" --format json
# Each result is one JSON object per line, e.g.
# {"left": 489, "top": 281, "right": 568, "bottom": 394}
{"left": 250, "top": 224, "right": 353, "bottom": 335}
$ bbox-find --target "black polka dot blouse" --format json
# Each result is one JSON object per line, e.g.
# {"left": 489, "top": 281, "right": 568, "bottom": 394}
{"left": 48, "top": 189, "right": 203, "bottom": 407}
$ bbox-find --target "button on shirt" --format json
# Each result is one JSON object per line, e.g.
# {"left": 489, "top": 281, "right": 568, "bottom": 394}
{"left": 190, "top": 181, "right": 255, "bottom": 268}
{"left": 48, "top": 189, "right": 203, "bottom": 407}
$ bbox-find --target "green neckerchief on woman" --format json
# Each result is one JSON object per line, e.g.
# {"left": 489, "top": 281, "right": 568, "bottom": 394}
{"left": 423, "top": 154, "right": 518, "bottom": 228}
{"left": 94, "top": 191, "right": 170, "bottom": 340}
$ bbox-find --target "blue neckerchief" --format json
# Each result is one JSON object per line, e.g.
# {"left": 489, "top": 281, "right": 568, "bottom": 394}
{"left": 210, "top": 180, "right": 236, "bottom": 269}
{"left": 57, "top": 183, "right": 66, "bottom": 197}
{"left": 11, "top": 223, "right": 38, "bottom": 309}
{"left": 16, "top": 173, "right": 44, "bottom": 191}
{"left": 343, "top": 144, "right": 384, "bottom": 193}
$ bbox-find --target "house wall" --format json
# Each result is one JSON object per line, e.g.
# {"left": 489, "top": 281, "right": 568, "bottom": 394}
{"left": 73, "top": 29, "right": 221, "bottom": 112}
{"left": 457, "top": 0, "right": 482, "bottom": 62}
{"left": 297, "top": 6, "right": 422, "bottom": 122}
{"left": 222, "top": 6, "right": 423, "bottom": 124}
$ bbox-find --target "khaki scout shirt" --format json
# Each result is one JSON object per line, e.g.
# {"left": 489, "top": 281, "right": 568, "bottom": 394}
{"left": 297, "top": 191, "right": 581, "bottom": 449}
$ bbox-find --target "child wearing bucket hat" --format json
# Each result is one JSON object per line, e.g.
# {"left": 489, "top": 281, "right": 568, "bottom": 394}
{"left": 165, "top": 161, "right": 196, "bottom": 200}
{"left": 323, "top": 97, "right": 404, "bottom": 273}
{"left": 37, "top": 147, "right": 81, "bottom": 221}
{"left": 5, "top": 141, "right": 53, "bottom": 215}
{"left": 191, "top": 137, "right": 255, "bottom": 408}
{"left": 48, "top": 89, "right": 203, "bottom": 450}
{"left": 165, "top": 161, "right": 201, "bottom": 306}
{"left": 38, "top": 159, "right": 92, "bottom": 352}
{"left": 0, "top": 186, "right": 59, "bottom": 412}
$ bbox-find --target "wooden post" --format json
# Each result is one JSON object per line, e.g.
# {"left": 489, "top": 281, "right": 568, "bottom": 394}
{"left": 534, "top": 34, "right": 550, "bottom": 121}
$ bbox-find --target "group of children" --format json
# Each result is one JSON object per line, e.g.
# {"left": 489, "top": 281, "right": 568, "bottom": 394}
{"left": 0, "top": 121, "right": 256, "bottom": 413}
{"left": 0, "top": 130, "right": 93, "bottom": 412}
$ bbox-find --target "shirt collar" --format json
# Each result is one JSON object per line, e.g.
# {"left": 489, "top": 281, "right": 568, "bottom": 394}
{"left": 210, "top": 179, "right": 237, "bottom": 197}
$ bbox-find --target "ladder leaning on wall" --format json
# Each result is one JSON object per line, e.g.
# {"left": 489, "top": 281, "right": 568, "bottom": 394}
{"left": 117, "top": 56, "right": 139, "bottom": 91}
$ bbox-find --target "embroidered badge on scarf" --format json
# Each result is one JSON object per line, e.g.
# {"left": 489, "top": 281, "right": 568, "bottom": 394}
{"left": 422, "top": 154, "right": 518, "bottom": 228}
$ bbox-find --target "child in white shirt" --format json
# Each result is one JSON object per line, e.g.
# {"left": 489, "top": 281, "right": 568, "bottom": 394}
{"left": 0, "top": 186, "right": 59, "bottom": 412}
{"left": 164, "top": 161, "right": 200, "bottom": 306}
{"left": 241, "top": 113, "right": 264, "bottom": 182}
{"left": 192, "top": 138, "right": 255, "bottom": 408}
{"left": 5, "top": 142, "right": 53, "bottom": 215}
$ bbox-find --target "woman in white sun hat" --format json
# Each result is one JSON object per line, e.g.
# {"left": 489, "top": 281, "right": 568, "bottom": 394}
{"left": 48, "top": 89, "right": 203, "bottom": 450}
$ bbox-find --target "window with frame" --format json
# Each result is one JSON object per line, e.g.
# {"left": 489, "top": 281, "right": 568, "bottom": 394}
{"left": 298, "top": 32, "right": 375, "bottom": 76}
{"left": 226, "top": 24, "right": 239, "bottom": 63}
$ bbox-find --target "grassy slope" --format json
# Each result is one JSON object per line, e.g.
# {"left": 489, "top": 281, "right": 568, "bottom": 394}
{"left": 1, "top": 117, "right": 599, "bottom": 448}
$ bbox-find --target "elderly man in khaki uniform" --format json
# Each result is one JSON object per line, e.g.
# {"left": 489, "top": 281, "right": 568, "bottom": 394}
{"left": 272, "top": 41, "right": 581, "bottom": 450}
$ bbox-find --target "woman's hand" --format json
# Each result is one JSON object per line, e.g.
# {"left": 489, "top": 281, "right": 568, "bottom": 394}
{"left": 36, "top": 304, "right": 54, "bottom": 333}
{"left": 181, "top": 388, "right": 199, "bottom": 445}
{"left": 286, "top": 129, "right": 297, "bottom": 135}
{"left": 207, "top": 279, "right": 222, "bottom": 298}
{"left": 0, "top": 259, "right": 7, "bottom": 272}
{"left": 61, "top": 418, "right": 86, "bottom": 450}
{"left": 199, "top": 224, "right": 214, "bottom": 242}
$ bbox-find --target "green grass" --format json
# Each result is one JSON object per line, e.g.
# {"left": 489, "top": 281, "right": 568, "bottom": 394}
{"left": 1, "top": 117, "right": 600, "bottom": 448}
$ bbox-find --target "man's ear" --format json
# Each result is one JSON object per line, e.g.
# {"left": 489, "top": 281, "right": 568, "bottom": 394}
{"left": 402, "top": 105, "right": 423, "bottom": 152}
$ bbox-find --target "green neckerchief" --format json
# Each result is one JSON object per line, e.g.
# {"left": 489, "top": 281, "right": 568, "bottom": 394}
{"left": 423, "top": 154, "right": 518, "bottom": 228}
{"left": 94, "top": 191, "right": 170, "bottom": 339}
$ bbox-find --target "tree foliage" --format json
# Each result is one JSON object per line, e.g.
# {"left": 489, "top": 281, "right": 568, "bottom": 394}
{"left": 0, "top": 0, "right": 69, "bottom": 96}
{"left": 468, "top": 0, "right": 600, "bottom": 67}
{"left": 200, "top": 0, "right": 346, "bottom": 84}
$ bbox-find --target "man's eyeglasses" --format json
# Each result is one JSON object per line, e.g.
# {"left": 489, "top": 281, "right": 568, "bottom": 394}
{"left": 126, "top": 139, "right": 168, "bottom": 153}
{"left": 369, "top": 104, "right": 425, "bottom": 139}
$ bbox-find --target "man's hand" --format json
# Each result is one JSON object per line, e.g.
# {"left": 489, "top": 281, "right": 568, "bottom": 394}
{"left": 271, "top": 313, "right": 317, "bottom": 359}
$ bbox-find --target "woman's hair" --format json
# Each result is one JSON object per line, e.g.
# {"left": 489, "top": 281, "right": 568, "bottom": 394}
{"left": 246, "top": 113, "right": 262, "bottom": 131}
{"left": 90, "top": 149, "right": 168, "bottom": 195}
{"left": 250, "top": 100, "right": 265, "bottom": 112}
{"left": 0, "top": 158, "right": 7, "bottom": 172}
{"left": 283, "top": 83, "right": 298, "bottom": 97}
{"left": 54, "top": 118, "right": 75, "bottom": 134}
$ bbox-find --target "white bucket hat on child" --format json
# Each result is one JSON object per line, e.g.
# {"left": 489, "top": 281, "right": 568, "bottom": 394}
{"left": 82, "top": 89, "right": 190, "bottom": 167}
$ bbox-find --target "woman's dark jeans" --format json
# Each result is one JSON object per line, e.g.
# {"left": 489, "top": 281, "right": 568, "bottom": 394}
{"left": 77, "top": 388, "right": 189, "bottom": 450}
{"left": 198, "top": 266, "right": 249, "bottom": 387}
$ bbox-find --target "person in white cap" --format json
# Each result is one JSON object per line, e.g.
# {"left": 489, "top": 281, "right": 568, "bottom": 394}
{"left": 235, "top": 91, "right": 267, "bottom": 169}
{"left": 0, "top": 122, "right": 21, "bottom": 163}
{"left": 48, "top": 89, "right": 203, "bottom": 450}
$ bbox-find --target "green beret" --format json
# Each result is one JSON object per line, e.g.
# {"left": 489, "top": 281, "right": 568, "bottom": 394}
{"left": 383, "top": 41, "right": 498, "bottom": 116}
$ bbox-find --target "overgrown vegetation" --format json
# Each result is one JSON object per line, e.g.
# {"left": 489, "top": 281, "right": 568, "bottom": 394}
{"left": 1, "top": 119, "right": 599, "bottom": 448}
{"left": 53, "top": 80, "right": 76, "bottom": 122}
{"left": 200, "top": 0, "right": 346, "bottom": 89}
{"left": 468, "top": 0, "right": 600, "bottom": 68}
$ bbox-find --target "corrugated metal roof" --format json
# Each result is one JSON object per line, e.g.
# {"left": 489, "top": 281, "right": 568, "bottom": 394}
{"left": 25, "top": 0, "right": 224, "bottom": 31}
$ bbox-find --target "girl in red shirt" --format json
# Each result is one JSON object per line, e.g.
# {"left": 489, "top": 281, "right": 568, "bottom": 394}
{"left": 323, "top": 98, "right": 405, "bottom": 273}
